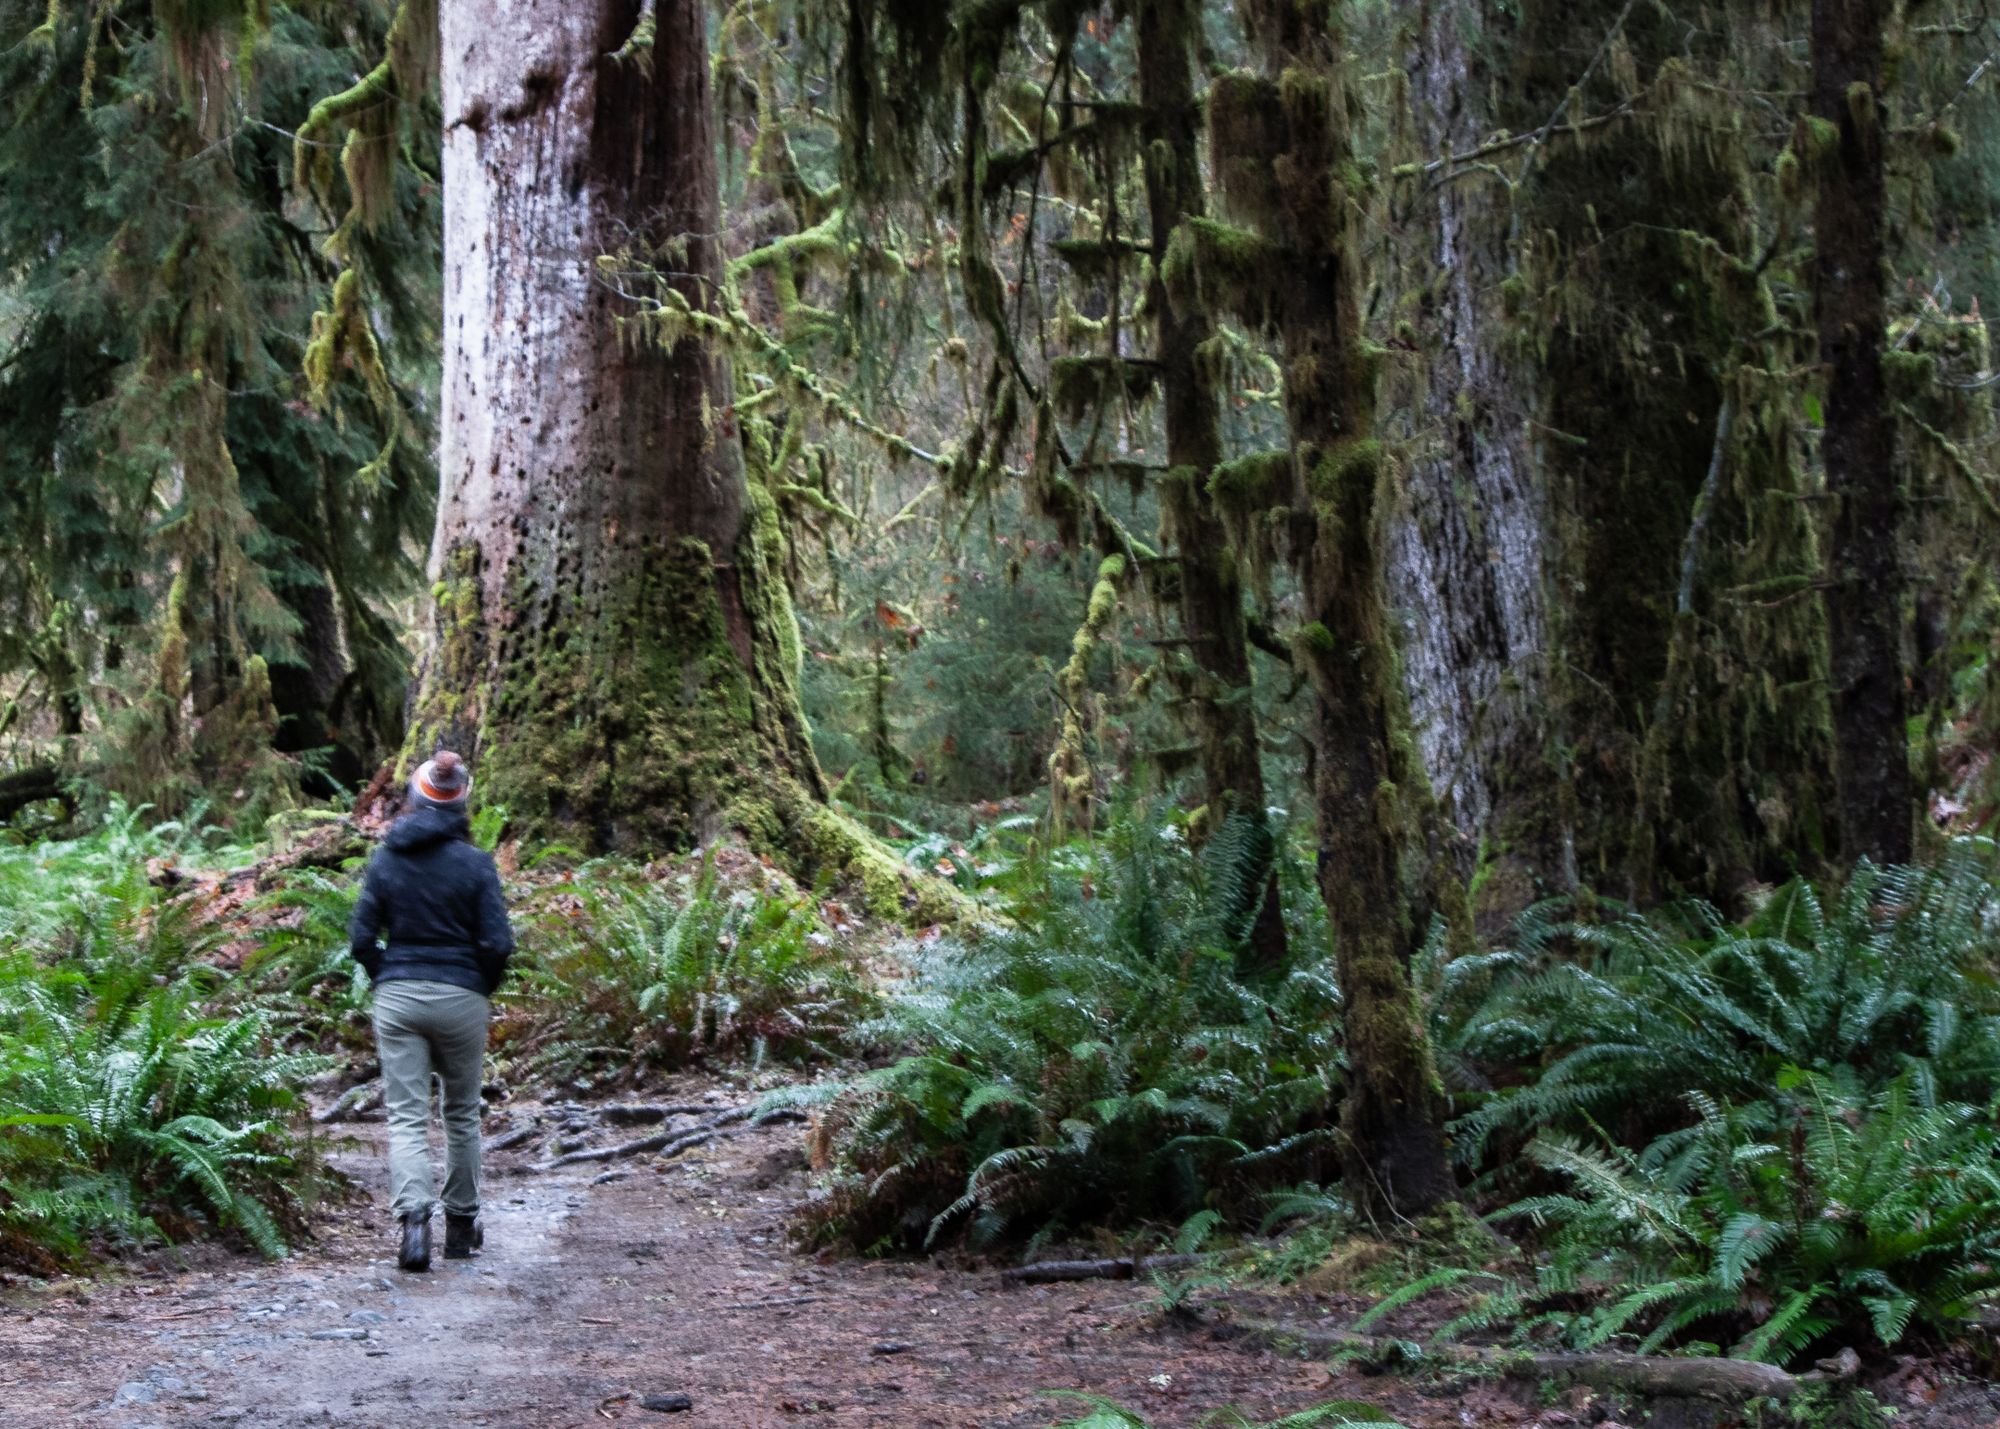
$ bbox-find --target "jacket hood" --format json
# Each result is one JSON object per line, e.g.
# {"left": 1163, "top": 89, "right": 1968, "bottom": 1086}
{"left": 386, "top": 802, "right": 472, "bottom": 852}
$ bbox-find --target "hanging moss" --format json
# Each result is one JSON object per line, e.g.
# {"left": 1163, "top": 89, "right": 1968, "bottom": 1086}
{"left": 1207, "top": 449, "right": 1293, "bottom": 514}
{"left": 1306, "top": 437, "right": 1384, "bottom": 505}
{"left": 1206, "top": 69, "right": 1285, "bottom": 226}
{"left": 1047, "top": 552, "right": 1129, "bottom": 835}
{"left": 1160, "top": 217, "right": 1281, "bottom": 330}
{"left": 1048, "top": 354, "right": 1160, "bottom": 422}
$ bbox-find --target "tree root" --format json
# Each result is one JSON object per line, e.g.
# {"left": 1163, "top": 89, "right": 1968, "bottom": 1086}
{"left": 999, "top": 1254, "right": 1208, "bottom": 1285}
{"left": 597, "top": 1103, "right": 723, "bottom": 1126}
{"left": 532, "top": 1109, "right": 748, "bottom": 1170}
{"left": 1224, "top": 1321, "right": 1857, "bottom": 1403}
{"left": 483, "top": 1124, "right": 540, "bottom": 1153}
{"left": 315, "top": 1082, "right": 382, "bottom": 1124}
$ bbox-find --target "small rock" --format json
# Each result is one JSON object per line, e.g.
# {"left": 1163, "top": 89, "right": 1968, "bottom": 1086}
{"left": 309, "top": 1327, "right": 370, "bottom": 1341}
{"left": 113, "top": 1382, "right": 158, "bottom": 1406}
{"left": 348, "top": 1310, "right": 389, "bottom": 1325}
{"left": 640, "top": 1393, "right": 694, "bottom": 1413}
{"left": 206, "top": 1411, "right": 247, "bottom": 1425}
{"left": 869, "top": 1342, "right": 913, "bottom": 1356}
{"left": 180, "top": 1388, "right": 211, "bottom": 1402}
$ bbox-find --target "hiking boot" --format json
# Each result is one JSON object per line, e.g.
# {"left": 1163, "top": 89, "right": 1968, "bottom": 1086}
{"left": 397, "top": 1211, "right": 431, "bottom": 1272}
{"left": 444, "top": 1212, "right": 484, "bottom": 1259}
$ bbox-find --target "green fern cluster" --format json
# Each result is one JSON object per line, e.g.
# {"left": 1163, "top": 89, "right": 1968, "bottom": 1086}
{"left": 0, "top": 950, "right": 325, "bottom": 1266}
{"left": 511, "top": 855, "right": 873, "bottom": 1081}
{"left": 1418, "top": 843, "right": 2000, "bottom": 1365}
{"left": 1441, "top": 847, "right": 2000, "bottom": 1156}
{"left": 794, "top": 812, "right": 1341, "bottom": 1252}
{"left": 1507, "top": 1070, "right": 2000, "bottom": 1362}
{"left": 240, "top": 866, "right": 374, "bottom": 1050}
{"left": 0, "top": 805, "right": 325, "bottom": 1268}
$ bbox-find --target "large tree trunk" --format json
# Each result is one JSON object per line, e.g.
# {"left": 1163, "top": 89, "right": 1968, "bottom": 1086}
{"left": 1390, "top": 0, "right": 1555, "bottom": 923}
{"left": 1496, "top": 1, "right": 1837, "bottom": 907}
{"left": 412, "top": 0, "right": 824, "bottom": 854}
{"left": 1813, "top": 0, "right": 1909, "bottom": 867}
{"left": 1136, "top": 0, "right": 1286, "bottom": 971}
{"left": 1225, "top": 0, "right": 1454, "bottom": 1215}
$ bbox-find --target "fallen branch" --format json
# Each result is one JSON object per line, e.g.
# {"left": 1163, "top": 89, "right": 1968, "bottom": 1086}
{"left": 999, "top": 1254, "right": 1207, "bottom": 1285}
{"left": 1225, "top": 1321, "right": 1852, "bottom": 1403}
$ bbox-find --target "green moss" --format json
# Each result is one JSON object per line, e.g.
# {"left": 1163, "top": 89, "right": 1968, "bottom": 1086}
{"left": 1292, "top": 621, "right": 1336, "bottom": 658}
{"left": 1206, "top": 69, "right": 1284, "bottom": 224}
{"left": 1883, "top": 347, "right": 1937, "bottom": 400}
{"left": 1049, "top": 355, "right": 1159, "bottom": 423}
{"left": 1307, "top": 438, "right": 1385, "bottom": 506}
{"left": 1206, "top": 449, "right": 1293, "bottom": 515}
{"left": 1160, "top": 216, "right": 1280, "bottom": 330}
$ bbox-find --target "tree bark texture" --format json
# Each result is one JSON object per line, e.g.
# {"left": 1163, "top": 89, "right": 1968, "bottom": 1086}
{"left": 1390, "top": 0, "right": 1553, "bottom": 922}
{"left": 1813, "top": 0, "right": 1911, "bottom": 867}
{"left": 1231, "top": 0, "right": 1455, "bottom": 1215}
{"left": 1137, "top": 0, "right": 1286, "bottom": 970}
{"left": 1503, "top": 1, "right": 1838, "bottom": 904}
{"left": 411, "top": 0, "right": 824, "bottom": 853}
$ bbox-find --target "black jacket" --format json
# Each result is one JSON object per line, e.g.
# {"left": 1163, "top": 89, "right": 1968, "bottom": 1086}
{"left": 347, "top": 804, "right": 515, "bottom": 995}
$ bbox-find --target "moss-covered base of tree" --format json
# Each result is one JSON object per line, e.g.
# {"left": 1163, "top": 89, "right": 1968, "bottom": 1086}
{"left": 405, "top": 501, "right": 957, "bottom": 924}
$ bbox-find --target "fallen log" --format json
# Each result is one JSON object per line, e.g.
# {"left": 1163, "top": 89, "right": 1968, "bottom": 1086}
{"left": 1226, "top": 1321, "right": 1851, "bottom": 1403}
{"left": 0, "top": 765, "right": 71, "bottom": 822}
{"left": 999, "top": 1254, "right": 1208, "bottom": 1285}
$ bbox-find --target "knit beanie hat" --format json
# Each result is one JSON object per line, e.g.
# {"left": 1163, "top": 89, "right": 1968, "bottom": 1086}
{"left": 411, "top": 750, "right": 471, "bottom": 807}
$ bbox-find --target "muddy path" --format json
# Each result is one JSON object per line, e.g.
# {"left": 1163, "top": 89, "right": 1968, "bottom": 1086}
{"left": 0, "top": 1085, "right": 1460, "bottom": 1429}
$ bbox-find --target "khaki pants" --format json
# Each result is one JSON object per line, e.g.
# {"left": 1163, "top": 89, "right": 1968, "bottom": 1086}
{"left": 371, "top": 980, "right": 490, "bottom": 1219}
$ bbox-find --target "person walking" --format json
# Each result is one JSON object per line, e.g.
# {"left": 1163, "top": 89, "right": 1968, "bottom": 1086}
{"left": 347, "top": 751, "right": 514, "bottom": 1272}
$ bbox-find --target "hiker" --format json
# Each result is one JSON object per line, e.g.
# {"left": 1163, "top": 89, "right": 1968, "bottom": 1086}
{"left": 347, "top": 751, "right": 514, "bottom": 1272}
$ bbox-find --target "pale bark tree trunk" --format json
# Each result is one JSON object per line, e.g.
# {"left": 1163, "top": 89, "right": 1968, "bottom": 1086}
{"left": 410, "top": 0, "right": 824, "bottom": 853}
{"left": 1390, "top": 0, "right": 1556, "bottom": 920}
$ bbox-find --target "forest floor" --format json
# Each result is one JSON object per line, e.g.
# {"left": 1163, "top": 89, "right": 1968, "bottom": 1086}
{"left": 0, "top": 1078, "right": 1535, "bottom": 1429}
{"left": 5, "top": 1080, "right": 2000, "bottom": 1429}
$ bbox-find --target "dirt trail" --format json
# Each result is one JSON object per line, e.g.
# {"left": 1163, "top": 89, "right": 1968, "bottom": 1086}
{"left": 0, "top": 1088, "right": 1426, "bottom": 1429}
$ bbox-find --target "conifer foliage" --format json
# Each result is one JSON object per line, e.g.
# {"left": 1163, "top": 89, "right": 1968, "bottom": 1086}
{"left": 0, "top": 1, "right": 439, "bottom": 810}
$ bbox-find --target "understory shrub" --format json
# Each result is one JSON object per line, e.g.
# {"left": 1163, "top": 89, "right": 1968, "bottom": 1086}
{"left": 508, "top": 856, "right": 872, "bottom": 1081}
{"left": 793, "top": 813, "right": 1342, "bottom": 1252}
{"left": 0, "top": 815, "right": 325, "bottom": 1267}
{"left": 1418, "top": 843, "right": 2000, "bottom": 1364}
{"left": 1510, "top": 1072, "right": 2000, "bottom": 1361}
{"left": 1440, "top": 848, "right": 2000, "bottom": 1155}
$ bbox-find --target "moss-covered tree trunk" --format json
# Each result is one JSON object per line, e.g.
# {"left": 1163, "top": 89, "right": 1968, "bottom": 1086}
{"left": 409, "top": 0, "right": 826, "bottom": 854}
{"left": 1812, "top": 0, "right": 1910, "bottom": 866}
{"left": 1226, "top": 2, "right": 1454, "bottom": 1215}
{"left": 1136, "top": 0, "right": 1286, "bottom": 970}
